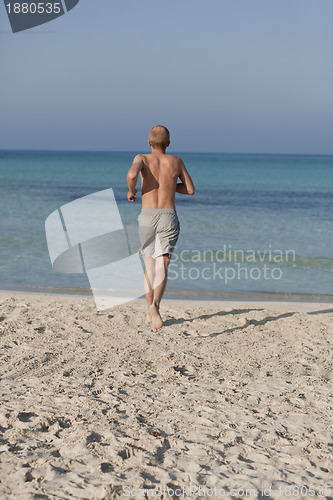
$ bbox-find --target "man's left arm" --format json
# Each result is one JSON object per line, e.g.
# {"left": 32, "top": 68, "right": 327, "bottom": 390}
{"left": 127, "top": 155, "right": 144, "bottom": 202}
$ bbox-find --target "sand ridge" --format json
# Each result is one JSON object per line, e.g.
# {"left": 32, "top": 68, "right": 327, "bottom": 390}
{"left": 0, "top": 293, "right": 332, "bottom": 499}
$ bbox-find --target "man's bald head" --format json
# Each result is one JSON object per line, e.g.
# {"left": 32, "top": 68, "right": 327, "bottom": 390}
{"left": 149, "top": 125, "right": 170, "bottom": 149}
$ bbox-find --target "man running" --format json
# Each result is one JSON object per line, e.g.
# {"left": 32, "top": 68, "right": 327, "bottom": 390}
{"left": 127, "top": 125, "right": 195, "bottom": 332}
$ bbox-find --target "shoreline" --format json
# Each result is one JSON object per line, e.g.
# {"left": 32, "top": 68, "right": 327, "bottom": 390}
{"left": 0, "top": 288, "right": 332, "bottom": 315}
{"left": 0, "top": 285, "right": 332, "bottom": 304}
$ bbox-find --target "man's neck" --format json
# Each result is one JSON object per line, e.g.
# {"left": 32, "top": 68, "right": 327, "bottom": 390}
{"left": 151, "top": 147, "right": 166, "bottom": 155}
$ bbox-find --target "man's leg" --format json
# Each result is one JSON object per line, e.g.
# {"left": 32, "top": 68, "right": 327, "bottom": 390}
{"left": 149, "top": 254, "right": 170, "bottom": 332}
{"left": 153, "top": 254, "right": 170, "bottom": 307}
{"left": 144, "top": 256, "right": 155, "bottom": 310}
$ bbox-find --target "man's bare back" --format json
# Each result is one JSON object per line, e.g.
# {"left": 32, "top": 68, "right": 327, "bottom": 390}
{"left": 139, "top": 153, "right": 180, "bottom": 209}
{"left": 127, "top": 152, "right": 194, "bottom": 207}
{"left": 126, "top": 125, "right": 195, "bottom": 332}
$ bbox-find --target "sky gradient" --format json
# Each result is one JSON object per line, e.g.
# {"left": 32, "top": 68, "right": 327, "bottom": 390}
{"left": 1, "top": 0, "right": 333, "bottom": 154}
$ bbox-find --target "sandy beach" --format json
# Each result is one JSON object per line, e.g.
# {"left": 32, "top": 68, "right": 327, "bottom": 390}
{"left": 0, "top": 291, "right": 332, "bottom": 499}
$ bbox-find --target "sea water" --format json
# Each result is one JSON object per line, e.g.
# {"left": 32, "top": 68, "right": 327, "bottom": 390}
{"left": 0, "top": 150, "right": 332, "bottom": 299}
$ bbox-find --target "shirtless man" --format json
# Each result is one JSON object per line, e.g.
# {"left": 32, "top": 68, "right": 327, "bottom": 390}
{"left": 126, "top": 125, "right": 195, "bottom": 332}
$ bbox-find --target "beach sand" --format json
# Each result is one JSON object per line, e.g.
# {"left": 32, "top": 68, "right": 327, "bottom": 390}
{"left": 0, "top": 291, "right": 332, "bottom": 499}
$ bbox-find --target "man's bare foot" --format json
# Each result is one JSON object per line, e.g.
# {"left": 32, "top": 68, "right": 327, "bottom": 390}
{"left": 149, "top": 303, "right": 163, "bottom": 332}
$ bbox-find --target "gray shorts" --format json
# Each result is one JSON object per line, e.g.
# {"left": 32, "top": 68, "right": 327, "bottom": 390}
{"left": 138, "top": 208, "right": 180, "bottom": 259}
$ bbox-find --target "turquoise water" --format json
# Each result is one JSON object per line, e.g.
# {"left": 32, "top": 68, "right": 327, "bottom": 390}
{"left": 0, "top": 150, "right": 332, "bottom": 299}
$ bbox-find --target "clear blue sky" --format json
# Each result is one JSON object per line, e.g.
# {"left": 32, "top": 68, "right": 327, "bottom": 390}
{"left": 1, "top": 0, "right": 333, "bottom": 154}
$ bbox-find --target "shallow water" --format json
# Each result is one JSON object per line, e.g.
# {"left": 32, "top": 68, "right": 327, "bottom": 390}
{"left": 0, "top": 150, "right": 332, "bottom": 299}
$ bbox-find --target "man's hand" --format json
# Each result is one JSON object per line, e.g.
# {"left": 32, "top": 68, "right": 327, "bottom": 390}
{"left": 127, "top": 189, "right": 137, "bottom": 202}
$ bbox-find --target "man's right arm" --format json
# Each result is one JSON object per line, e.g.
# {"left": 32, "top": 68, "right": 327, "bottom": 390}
{"left": 126, "top": 154, "right": 144, "bottom": 201}
{"left": 176, "top": 160, "right": 195, "bottom": 195}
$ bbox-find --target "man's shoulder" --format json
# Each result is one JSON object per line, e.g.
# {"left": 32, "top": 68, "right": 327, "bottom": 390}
{"left": 165, "top": 154, "right": 184, "bottom": 163}
{"left": 133, "top": 153, "right": 146, "bottom": 160}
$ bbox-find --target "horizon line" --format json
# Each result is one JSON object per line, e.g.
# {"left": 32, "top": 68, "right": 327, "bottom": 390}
{"left": 0, "top": 148, "right": 333, "bottom": 157}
